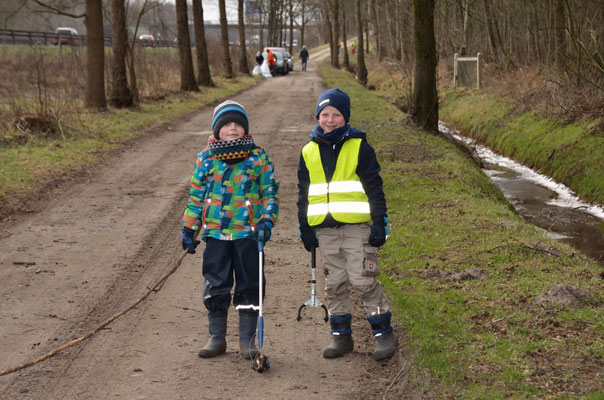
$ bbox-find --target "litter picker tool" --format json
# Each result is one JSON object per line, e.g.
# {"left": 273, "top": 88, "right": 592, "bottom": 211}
{"left": 297, "top": 246, "right": 329, "bottom": 322}
{"left": 252, "top": 240, "right": 270, "bottom": 373}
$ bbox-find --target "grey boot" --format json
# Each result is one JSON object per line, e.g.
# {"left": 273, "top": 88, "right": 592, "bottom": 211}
{"left": 239, "top": 311, "right": 259, "bottom": 360}
{"left": 198, "top": 312, "right": 227, "bottom": 358}
{"left": 373, "top": 331, "right": 397, "bottom": 361}
{"left": 367, "top": 311, "right": 397, "bottom": 361}
{"left": 323, "top": 313, "right": 354, "bottom": 359}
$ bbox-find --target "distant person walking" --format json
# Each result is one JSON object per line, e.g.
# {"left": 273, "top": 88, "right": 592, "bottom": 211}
{"left": 300, "top": 45, "right": 309, "bottom": 72}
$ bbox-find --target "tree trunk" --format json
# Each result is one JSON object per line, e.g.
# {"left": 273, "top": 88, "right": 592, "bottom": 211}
{"left": 369, "top": 0, "right": 382, "bottom": 61}
{"left": 288, "top": 0, "right": 294, "bottom": 53}
{"left": 482, "top": 0, "right": 499, "bottom": 60}
{"left": 109, "top": 0, "right": 132, "bottom": 108}
{"left": 321, "top": 3, "right": 335, "bottom": 65}
{"left": 553, "top": 0, "right": 566, "bottom": 69}
{"left": 332, "top": 0, "right": 340, "bottom": 68}
{"left": 238, "top": 0, "right": 249, "bottom": 75}
{"left": 341, "top": 2, "right": 351, "bottom": 71}
{"left": 175, "top": 0, "right": 198, "bottom": 91}
{"left": 299, "top": 0, "right": 306, "bottom": 47}
{"left": 85, "top": 0, "right": 106, "bottom": 109}
{"left": 192, "top": 0, "right": 214, "bottom": 87}
{"left": 356, "top": 0, "right": 367, "bottom": 85}
{"left": 461, "top": 0, "right": 470, "bottom": 55}
{"left": 387, "top": 0, "right": 401, "bottom": 60}
{"left": 268, "top": 0, "right": 276, "bottom": 46}
{"left": 411, "top": 0, "right": 438, "bottom": 132}
{"left": 218, "top": 0, "right": 234, "bottom": 78}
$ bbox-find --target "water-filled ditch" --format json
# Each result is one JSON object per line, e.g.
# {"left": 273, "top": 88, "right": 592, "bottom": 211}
{"left": 439, "top": 122, "right": 604, "bottom": 265}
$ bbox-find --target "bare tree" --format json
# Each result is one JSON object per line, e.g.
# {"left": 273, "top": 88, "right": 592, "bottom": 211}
{"left": 411, "top": 0, "right": 438, "bottom": 132}
{"left": 356, "top": 0, "right": 367, "bottom": 85}
{"left": 287, "top": 0, "right": 294, "bottom": 53}
{"left": 191, "top": 0, "right": 214, "bottom": 87}
{"left": 331, "top": 0, "right": 340, "bottom": 68}
{"left": 175, "top": 0, "right": 198, "bottom": 91}
{"left": 238, "top": 0, "right": 250, "bottom": 75}
{"left": 34, "top": 0, "right": 106, "bottom": 109}
{"left": 84, "top": 0, "right": 106, "bottom": 109}
{"left": 341, "top": 0, "right": 351, "bottom": 72}
{"left": 109, "top": 0, "right": 132, "bottom": 108}
{"left": 218, "top": 0, "right": 234, "bottom": 78}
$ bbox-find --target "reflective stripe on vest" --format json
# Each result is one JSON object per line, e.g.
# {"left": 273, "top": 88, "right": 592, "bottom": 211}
{"left": 302, "top": 139, "right": 371, "bottom": 226}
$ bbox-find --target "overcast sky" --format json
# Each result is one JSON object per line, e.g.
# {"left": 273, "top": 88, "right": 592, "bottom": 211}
{"left": 185, "top": 0, "right": 240, "bottom": 23}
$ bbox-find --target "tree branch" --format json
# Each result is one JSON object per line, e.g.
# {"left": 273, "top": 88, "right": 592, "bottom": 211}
{"left": 33, "top": 0, "right": 85, "bottom": 19}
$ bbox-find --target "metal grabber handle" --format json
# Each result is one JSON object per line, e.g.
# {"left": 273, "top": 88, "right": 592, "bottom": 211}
{"left": 297, "top": 246, "right": 329, "bottom": 322}
{"left": 252, "top": 239, "right": 270, "bottom": 373}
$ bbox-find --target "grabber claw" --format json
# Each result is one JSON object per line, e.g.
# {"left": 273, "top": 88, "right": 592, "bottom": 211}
{"left": 252, "top": 352, "right": 270, "bottom": 373}
{"left": 297, "top": 246, "right": 329, "bottom": 322}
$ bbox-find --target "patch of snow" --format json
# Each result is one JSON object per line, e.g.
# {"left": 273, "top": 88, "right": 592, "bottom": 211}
{"left": 439, "top": 122, "right": 604, "bottom": 221}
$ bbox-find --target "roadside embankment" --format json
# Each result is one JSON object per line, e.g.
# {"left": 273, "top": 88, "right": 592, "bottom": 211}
{"left": 320, "top": 64, "right": 602, "bottom": 399}
{"left": 439, "top": 88, "right": 603, "bottom": 206}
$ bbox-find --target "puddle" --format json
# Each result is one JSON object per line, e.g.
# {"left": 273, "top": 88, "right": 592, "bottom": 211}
{"left": 440, "top": 122, "right": 604, "bottom": 265}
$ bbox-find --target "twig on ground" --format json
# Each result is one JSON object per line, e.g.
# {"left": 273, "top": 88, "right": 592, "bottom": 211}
{"left": 383, "top": 355, "right": 408, "bottom": 400}
{"left": 0, "top": 244, "right": 193, "bottom": 377}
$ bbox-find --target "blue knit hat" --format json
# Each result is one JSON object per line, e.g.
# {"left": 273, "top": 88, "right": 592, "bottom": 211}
{"left": 212, "top": 100, "right": 249, "bottom": 139}
{"left": 315, "top": 88, "right": 350, "bottom": 123}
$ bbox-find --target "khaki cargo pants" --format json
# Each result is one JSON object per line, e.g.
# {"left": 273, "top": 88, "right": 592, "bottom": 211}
{"left": 316, "top": 223, "right": 390, "bottom": 316}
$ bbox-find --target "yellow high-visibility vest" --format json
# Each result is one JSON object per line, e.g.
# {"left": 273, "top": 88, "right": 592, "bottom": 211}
{"left": 302, "top": 139, "right": 371, "bottom": 226}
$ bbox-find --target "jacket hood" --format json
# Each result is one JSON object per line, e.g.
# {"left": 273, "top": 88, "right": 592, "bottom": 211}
{"left": 310, "top": 124, "right": 366, "bottom": 146}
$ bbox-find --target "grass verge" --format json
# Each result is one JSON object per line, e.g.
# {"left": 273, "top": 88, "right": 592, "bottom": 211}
{"left": 0, "top": 75, "right": 259, "bottom": 218}
{"left": 320, "top": 63, "right": 603, "bottom": 399}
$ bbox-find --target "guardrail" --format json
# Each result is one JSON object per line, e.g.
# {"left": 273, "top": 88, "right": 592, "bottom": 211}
{"left": 0, "top": 29, "right": 175, "bottom": 48}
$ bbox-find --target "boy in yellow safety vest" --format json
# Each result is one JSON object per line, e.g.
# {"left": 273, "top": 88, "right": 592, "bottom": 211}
{"left": 296, "top": 88, "right": 397, "bottom": 361}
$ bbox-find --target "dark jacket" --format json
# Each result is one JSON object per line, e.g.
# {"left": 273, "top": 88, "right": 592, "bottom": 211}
{"left": 299, "top": 48, "right": 309, "bottom": 61}
{"left": 297, "top": 124, "right": 387, "bottom": 230}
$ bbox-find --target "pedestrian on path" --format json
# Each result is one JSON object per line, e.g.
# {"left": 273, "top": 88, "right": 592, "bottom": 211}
{"left": 296, "top": 88, "right": 397, "bottom": 361}
{"left": 181, "top": 100, "right": 280, "bottom": 360}
{"left": 299, "top": 45, "right": 309, "bottom": 71}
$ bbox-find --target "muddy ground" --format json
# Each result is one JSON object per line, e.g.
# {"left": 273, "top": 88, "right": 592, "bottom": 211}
{"left": 0, "top": 48, "right": 433, "bottom": 400}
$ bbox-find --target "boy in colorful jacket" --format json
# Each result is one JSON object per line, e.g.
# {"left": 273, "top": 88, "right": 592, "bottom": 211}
{"left": 181, "top": 100, "right": 279, "bottom": 360}
{"left": 297, "top": 88, "right": 397, "bottom": 361}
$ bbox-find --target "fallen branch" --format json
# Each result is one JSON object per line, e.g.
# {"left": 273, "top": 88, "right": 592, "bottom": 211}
{"left": 0, "top": 242, "right": 194, "bottom": 377}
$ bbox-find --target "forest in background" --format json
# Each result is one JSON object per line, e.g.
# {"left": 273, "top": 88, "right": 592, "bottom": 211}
{"left": 0, "top": 0, "right": 602, "bottom": 137}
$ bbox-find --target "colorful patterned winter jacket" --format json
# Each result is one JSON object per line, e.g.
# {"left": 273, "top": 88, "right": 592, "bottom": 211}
{"left": 182, "top": 146, "right": 279, "bottom": 241}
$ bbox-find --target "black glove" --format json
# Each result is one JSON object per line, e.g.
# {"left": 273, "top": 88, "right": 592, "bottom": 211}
{"left": 255, "top": 218, "right": 274, "bottom": 244}
{"left": 368, "top": 216, "right": 388, "bottom": 247}
{"left": 299, "top": 228, "right": 319, "bottom": 252}
{"left": 181, "top": 227, "right": 201, "bottom": 254}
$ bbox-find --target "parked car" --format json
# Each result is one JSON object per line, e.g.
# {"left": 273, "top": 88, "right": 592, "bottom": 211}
{"left": 138, "top": 34, "right": 155, "bottom": 48}
{"left": 52, "top": 27, "right": 78, "bottom": 46}
{"left": 265, "top": 47, "right": 291, "bottom": 74}
{"left": 263, "top": 50, "right": 288, "bottom": 76}
{"left": 285, "top": 51, "right": 294, "bottom": 71}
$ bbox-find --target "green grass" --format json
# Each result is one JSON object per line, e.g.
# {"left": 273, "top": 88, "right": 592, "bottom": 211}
{"left": 320, "top": 63, "right": 603, "bottom": 399}
{"left": 439, "top": 89, "right": 604, "bottom": 205}
{"left": 0, "top": 75, "right": 259, "bottom": 213}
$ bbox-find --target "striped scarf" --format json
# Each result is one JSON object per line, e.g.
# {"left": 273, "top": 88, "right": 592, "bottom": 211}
{"left": 208, "top": 135, "right": 256, "bottom": 164}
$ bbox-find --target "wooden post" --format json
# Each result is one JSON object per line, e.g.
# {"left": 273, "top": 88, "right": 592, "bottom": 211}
{"left": 453, "top": 52, "right": 458, "bottom": 88}
{"left": 477, "top": 52, "right": 482, "bottom": 89}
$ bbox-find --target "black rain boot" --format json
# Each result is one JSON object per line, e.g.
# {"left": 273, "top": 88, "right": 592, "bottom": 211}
{"left": 367, "top": 311, "right": 397, "bottom": 361}
{"left": 323, "top": 313, "right": 354, "bottom": 359}
{"left": 239, "top": 311, "right": 259, "bottom": 360}
{"left": 198, "top": 312, "right": 227, "bottom": 358}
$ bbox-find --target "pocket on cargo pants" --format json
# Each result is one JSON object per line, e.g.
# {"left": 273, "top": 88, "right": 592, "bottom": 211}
{"left": 362, "top": 243, "right": 380, "bottom": 277}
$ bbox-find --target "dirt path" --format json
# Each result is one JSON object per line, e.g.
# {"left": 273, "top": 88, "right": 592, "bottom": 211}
{"left": 0, "top": 49, "right": 421, "bottom": 399}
